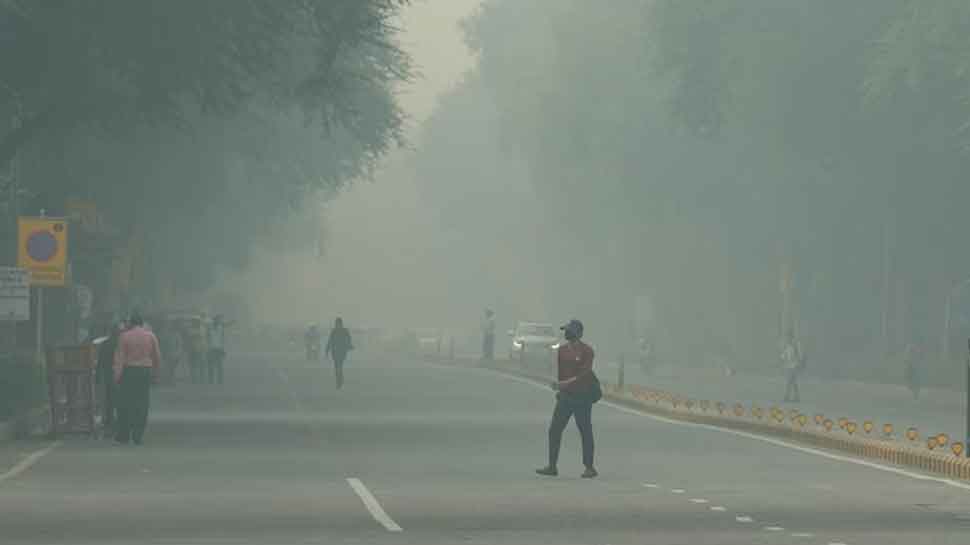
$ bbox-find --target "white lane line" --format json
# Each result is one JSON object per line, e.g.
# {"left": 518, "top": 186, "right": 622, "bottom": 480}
{"left": 710, "top": 506, "right": 727, "bottom": 512}
{"left": 828, "top": 542, "right": 848, "bottom": 545}
{"left": 670, "top": 488, "right": 686, "bottom": 494}
{"left": 480, "top": 368, "right": 970, "bottom": 492}
{"left": 346, "top": 478, "right": 403, "bottom": 532}
{"left": 642, "top": 483, "right": 660, "bottom": 489}
{"left": 791, "top": 532, "right": 815, "bottom": 538}
{"left": 763, "top": 526, "right": 785, "bottom": 532}
{"left": 0, "top": 442, "right": 62, "bottom": 485}
{"left": 735, "top": 516, "right": 754, "bottom": 523}
{"left": 689, "top": 498, "right": 709, "bottom": 504}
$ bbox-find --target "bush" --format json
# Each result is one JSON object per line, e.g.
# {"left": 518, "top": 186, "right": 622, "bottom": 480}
{"left": 0, "top": 354, "right": 47, "bottom": 422}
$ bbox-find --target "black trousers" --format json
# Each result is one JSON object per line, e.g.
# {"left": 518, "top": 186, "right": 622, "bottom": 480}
{"left": 116, "top": 367, "right": 152, "bottom": 443}
{"left": 548, "top": 396, "right": 595, "bottom": 468}
{"left": 333, "top": 354, "right": 346, "bottom": 389}
{"left": 101, "top": 381, "right": 115, "bottom": 427}
{"left": 207, "top": 349, "right": 225, "bottom": 384}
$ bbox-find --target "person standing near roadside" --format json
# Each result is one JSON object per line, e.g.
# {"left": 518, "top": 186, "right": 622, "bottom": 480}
{"left": 113, "top": 311, "right": 161, "bottom": 445}
{"left": 781, "top": 330, "right": 804, "bottom": 403}
{"left": 188, "top": 316, "right": 208, "bottom": 384}
{"left": 481, "top": 309, "right": 496, "bottom": 362}
{"left": 537, "top": 319, "right": 600, "bottom": 479}
{"left": 206, "top": 314, "right": 230, "bottom": 385}
{"left": 96, "top": 321, "right": 125, "bottom": 434}
{"left": 325, "top": 317, "right": 354, "bottom": 389}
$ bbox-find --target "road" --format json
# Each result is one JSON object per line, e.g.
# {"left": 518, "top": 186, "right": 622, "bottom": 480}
{"left": 1, "top": 351, "right": 969, "bottom": 545}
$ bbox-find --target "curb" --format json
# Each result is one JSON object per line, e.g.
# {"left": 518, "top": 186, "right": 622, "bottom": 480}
{"left": 455, "top": 358, "right": 970, "bottom": 482}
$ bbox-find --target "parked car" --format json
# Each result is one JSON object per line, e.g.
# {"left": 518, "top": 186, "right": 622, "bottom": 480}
{"left": 508, "top": 322, "right": 560, "bottom": 361}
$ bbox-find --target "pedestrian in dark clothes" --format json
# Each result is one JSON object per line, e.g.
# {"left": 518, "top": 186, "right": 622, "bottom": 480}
{"left": 537, "top": 319, "right": 600, "bottom": 479}
{"left": 325, "top": 317, "right": 354, "bottom": 389}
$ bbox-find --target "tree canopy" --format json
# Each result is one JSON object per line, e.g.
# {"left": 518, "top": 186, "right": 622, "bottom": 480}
{"left": 0, "top": 1, "right": 411, "bottom": 302}
{"left": 456, "top": 0, "right": 970, "bottom": 380}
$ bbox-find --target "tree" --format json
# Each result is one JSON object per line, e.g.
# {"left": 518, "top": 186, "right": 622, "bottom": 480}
{"left": 0, "top": 0, "right": 410, "bottom": 167}
{"left": 2, "top": 1, "right": 412, "bottom": 301}
{"left": 462, "top": 0, "right": 970, "bottom": 381}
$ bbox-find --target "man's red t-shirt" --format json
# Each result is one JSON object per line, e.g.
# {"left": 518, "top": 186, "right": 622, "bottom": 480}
{"left": 558, "top": 340, "right": 595, "bottom": 394}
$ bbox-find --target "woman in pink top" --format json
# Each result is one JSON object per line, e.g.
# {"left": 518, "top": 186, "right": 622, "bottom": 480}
{"left": 113, "top": 311, "right": 161, "bottom": 445}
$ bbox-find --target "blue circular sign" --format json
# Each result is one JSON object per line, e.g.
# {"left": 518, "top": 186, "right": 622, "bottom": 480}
{"left": 27, "top": 231, "right": 58, "bottom": 262}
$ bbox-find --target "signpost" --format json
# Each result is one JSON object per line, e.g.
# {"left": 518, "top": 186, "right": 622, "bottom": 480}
{"left": 0, "top": 266, "right": 30, "bottom": 321}
{"left": 17, "top": 216, "right": 69, "bottom": 363}
{"left": 17, "top": 216, "right": 68, "bottom": 287}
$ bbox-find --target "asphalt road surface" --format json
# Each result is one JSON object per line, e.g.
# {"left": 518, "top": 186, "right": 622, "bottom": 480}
{"left": 2, "top": 352, "right": 970, "bottom": 545}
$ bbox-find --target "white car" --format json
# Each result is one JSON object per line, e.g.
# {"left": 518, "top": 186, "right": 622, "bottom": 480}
{"left": 415, "top": 328, "right": 443, "bottom": 356}
{"left": 508, "top": 322, "right": 560, "bottom": 361}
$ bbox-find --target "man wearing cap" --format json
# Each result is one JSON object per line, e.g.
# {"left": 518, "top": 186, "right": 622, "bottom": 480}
{"left": 537, "top": 319, "right": 599, "bottom": 478}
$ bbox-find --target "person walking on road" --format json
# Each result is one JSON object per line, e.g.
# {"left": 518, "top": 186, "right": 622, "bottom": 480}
{"left": 781, "top": 331, "right": 804, "bottom": 403}
{"left": 305, "top": 323, "right": 322, "bottom": 361}
{"left": 206, "top": 314, "right": 230, "bottom": 385}
{"left": 537, "top": 319, "right": 600, "bottom": 479}
{"left": 113, "top": 311, "right": 162, "bottom": 445}
{"left": 96, "top": 321, "right": 125, "bottom": 434}
{"left": 187, "top": 316, "right": 208, "bottom": 384}
{"left": 325, "top": 317, "right": 354, "bottom": 389}
{"left": 481, "top": 309, "right": 496, "bottom": 362}
{"left": 158, "top": 318, "right": 183, "bottom": 385}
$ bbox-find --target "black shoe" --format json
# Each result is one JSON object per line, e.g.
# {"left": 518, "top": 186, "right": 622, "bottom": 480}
{"left": 536, "top": 466, "right": 558, "bottom": 477}
{"left": 581, "top": 467, "right": 598, "bottom": 479}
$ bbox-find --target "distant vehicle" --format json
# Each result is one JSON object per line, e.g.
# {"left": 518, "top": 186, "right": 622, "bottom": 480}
{"left": 415, "top": 328, "right": 443, "bottom": 357}
{"left": 508, "top": 322, "right": 559, "bottom": 361}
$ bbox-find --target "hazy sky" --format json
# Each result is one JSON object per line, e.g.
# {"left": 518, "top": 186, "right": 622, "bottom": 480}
{"left": 397, "top": 0, "right": 482, "bottom": 125}
{"left": 232, "top": 0, "right": 484, "bottom": 330}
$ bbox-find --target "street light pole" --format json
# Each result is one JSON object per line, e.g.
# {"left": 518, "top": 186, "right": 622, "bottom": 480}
{"left": 966, "top": 338, "right": 970, "bottom": 458}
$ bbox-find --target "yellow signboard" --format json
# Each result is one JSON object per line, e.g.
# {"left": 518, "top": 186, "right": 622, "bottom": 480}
{"left": 17, "top": 217, "right": 68, "bottom": 287}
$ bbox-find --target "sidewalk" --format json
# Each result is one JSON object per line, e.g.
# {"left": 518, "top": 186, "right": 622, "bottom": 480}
{"left": 600, "top": 361, "right": 968, "bottom": 444}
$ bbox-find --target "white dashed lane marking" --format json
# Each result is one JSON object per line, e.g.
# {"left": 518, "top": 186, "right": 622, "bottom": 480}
{"left": 688, "top": 498, "right": 709, "bottom": 504}
{"left": 735, "top": 516, "right": 754, "bottom": 523}
{"left": 670, "top": 488, "right": 686, "bottom": 494}
{"left": 346, "top": 478, "right": 403, "bottom": 533}
{"left": 642, "top": 483, "right": 660, "bottom": 489}
{"left": 710, "top": 506, "right": 727, "bottom": 512}
{"left": 791, "top": 532, "right": 815, "bottom": 538}
{"left": 763, "top": 526, "right": 785, "bottom": 532}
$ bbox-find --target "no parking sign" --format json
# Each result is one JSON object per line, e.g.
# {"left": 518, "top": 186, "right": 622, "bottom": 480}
{"left": 17, "top": 217, "right": 68, "bottom": 287}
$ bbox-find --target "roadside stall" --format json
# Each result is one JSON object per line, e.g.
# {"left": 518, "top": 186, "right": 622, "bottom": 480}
{"left": 46, "top": 343, "right": 100, "bottom": 438}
